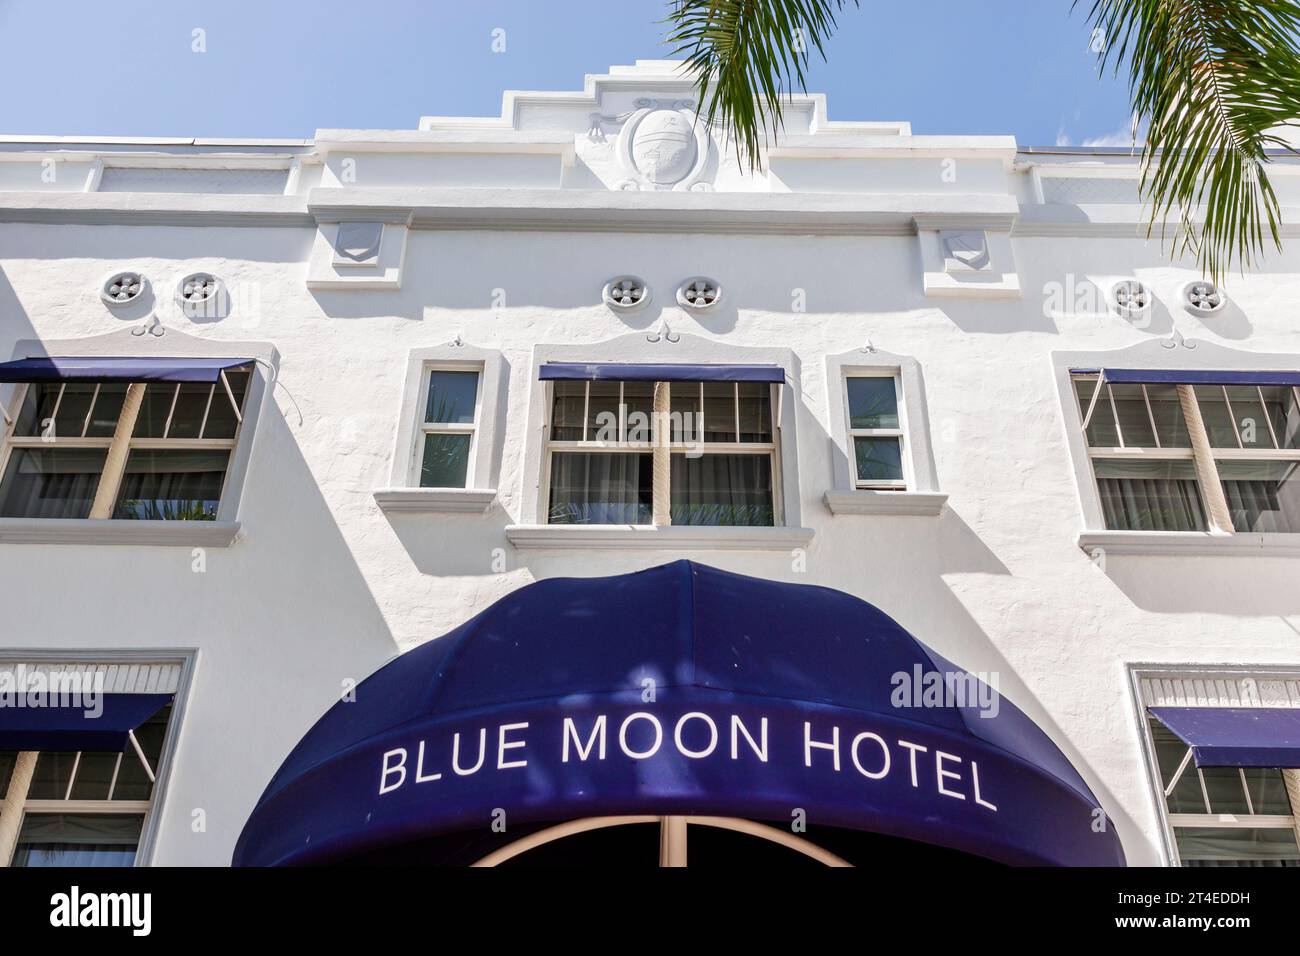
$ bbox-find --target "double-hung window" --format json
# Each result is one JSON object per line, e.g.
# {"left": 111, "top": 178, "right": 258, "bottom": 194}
{"left": 417, "top": 367, "right": 482, "bottom": 489}
{"left": 0, "top": 361, "right": 252, "bottom": 521}
{"left": 844, "top": 374, "right": 907, "bottom": 490}
{"left": 544, "top": 377, "right": 780, "bottom": 526}
{"left": 0, "top": 705, "right": 173, "bottom": 867}
{"left": 1072, "top": 372, "right": 1300, "bottom": 533}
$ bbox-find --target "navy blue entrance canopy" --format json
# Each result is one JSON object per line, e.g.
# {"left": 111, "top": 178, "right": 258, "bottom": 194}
{"left": 234, "top": 562, "right": 1124, "bottom": 867}
{"left": 1149, "top": 707, "right": 1300, "bottom": 768}
{"left": 0, "top": 356, "right": 254, "bottom": 384}
{"left": 0, "top": 693, "right": 171, "bottom": 751}
{"left": 1072, "top": 367, "right": 1300, "bottom": 387}
{"left": 539, "top": 362, "right": 785, "bottom": 383}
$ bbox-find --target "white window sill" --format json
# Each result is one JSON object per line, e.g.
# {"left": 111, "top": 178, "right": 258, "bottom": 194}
{"left": 0, "top": 518, "right": 240, "bottom": 547}
{"left": 823, "top": 490, "right": 948, "bottom": 516}
{"left": 373, "top": 488, "right": 497, "bottom": 514}
{"left": 1078, "top": 530, "right": 1300, "bottom": 558}
{"left": 505, "top": 524, "right": 815, "bottom": 551}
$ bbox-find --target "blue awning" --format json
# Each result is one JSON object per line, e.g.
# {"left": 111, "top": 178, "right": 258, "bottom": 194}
{"left": 0, "top": 356, "right": 254, "bottom": 384}
{"left": 235, "top": 561, "right": 1124, "bottom": 867}
{"left": 1149, "top": 707, "right": 1300, "bottom": 768}
{"left": 539, "top": 362, "right": 785, "bottom": 383}
{"left": 1072, "top": 367, "right": 1300, "bottom": 387}
{"left": 0, "top": 693, "right": 172, "bottom": 751}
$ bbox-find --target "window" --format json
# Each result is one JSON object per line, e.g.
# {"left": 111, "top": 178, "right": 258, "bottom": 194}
{"left": 417, "top": 368, "right": 481, "bottom": 489}
{"left": 0, "top": 369, "right": 251, "bottom": 521}
{"left": 544, "top": 379, "right": 778, "bottom": 526}
{"left": 844, "top": 374, "right": 906, "bottom": 490}
{"left": 1072, "top": 374, "right": 1300, "bottom": 533}
{"left": 1148, "top": 718, "right": 1299, "bottom": 867}
{"left": 0, "top": 704, "right": 172, "bottom": 867}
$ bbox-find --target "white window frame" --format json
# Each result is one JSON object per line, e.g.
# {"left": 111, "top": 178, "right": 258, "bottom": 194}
{"left": 412, "top": 363, "right": 485, "bottom": 489}
{"left": 541, "top": 378, "right": 783, "bottom": 526}
{"left": 842, "top": 371, "right": 909, "bottom": 491}
{"left": 1130, "top": 664, "right": 1300, "bottom": 867}
{"left": 0, "top": 373, "right": 249, "bottom": 521}
{"left": 0, "top": 652, "right": 195, "bottom": 867}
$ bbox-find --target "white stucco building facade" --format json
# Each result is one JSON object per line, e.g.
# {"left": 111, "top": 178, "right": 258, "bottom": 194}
{"left": 1, "top": 61, "right": 1299, "bottom": 867}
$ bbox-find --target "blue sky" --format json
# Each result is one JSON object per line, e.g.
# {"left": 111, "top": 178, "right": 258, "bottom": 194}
{"left": 0, "top": 0, "right": 1134, "bottom": 147}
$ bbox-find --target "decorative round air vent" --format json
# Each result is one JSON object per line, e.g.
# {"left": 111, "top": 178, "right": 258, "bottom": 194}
{"left": 1183, "top": 279, "right": 1225, "bottom": 317}
{"left": 1111, "top": 279, "right": 1151, "bottom": 318}
{"left": 101, "top": 271, "right": 147, "bottom": 307}
{"left": 676, "top": 276, "right": 722, "bottom": 311}
{"left": 602, "top": 276, "right": 651, "bottom": 313}
{"left": 177, "top": 272, "right": 224, "bottom": 315}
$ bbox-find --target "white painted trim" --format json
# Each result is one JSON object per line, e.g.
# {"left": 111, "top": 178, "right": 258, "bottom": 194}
{"left": 0, "top": 518, "right": 240, "bottom": 547}
{"left": 823, "top": 490, "right": 948, "bottom": 516}
{"left": 1078, "top": 530, "right": 1300, "bottom": 557}
{"left": 373, "top": 488, "right": 497, "bottom": 514}
{"left": 505, "top": 523, "right": 814, "bottom": 551}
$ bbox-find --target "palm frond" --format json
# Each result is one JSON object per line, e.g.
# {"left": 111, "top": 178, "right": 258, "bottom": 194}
{"left": 664, "top": 0, "right": 857, "bottom": 170}
{"left": 1081, "top": 0, "right": 1300, "bottom": 280}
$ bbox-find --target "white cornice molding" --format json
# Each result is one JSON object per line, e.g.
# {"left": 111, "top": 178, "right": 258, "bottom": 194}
{"left": 0, "top": 191, "right": 312, "bottom": 227}
{"left": 505, "top": 524, "right": 815, "bottom": 551}
{"left": 823, "top": 490, "right": 948, "bottom": 516}
{"left": 1078, "top": 530, "right": 1300, "bottom": 557}
{"left": 373, "top": 488, "right": 497, "bottom": 514}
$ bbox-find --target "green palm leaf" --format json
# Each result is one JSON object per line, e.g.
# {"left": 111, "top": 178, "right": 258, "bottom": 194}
{"left": 1080, "top": 1, "right": 1300, "bottom": 280}
{"left": 665, "top": 0, "right": 857, "bottom": 168}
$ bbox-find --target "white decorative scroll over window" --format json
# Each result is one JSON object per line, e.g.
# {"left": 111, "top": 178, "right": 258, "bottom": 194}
{"left": 0, "top": 369, "right": 252, "bottom": 522}
{"left": 1135, "top": 667, "right": 1300, "bottom": 868}
{"left": 416, "top": 367, "right": 482, "bottom": 489}
{"left": 844, "top": 374, "right": 907, "bottom": 490}
{"left": 544, "top": 379, "right": 780, "bottom": 527}
{"left": 1072, "top": 374, "right": 1300, "bottom": 533}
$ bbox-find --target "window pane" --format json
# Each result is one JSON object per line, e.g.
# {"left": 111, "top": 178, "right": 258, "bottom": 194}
{"left": 587, "top": 381, "right": 621, "bottom": 442}
{"left": 1219, "top": 459, "right": 1300, "bottom": 533}
{"left": 669, "top": 382, "right": 699, "bottom": 444}
{"left": 11, "top": 813, "right": 143, "bottom": 868}
{"left": 703, "top": 382, "right": 736, "bottom": 443}
{"left": 1200, "top": 766, "right": 1251, "bottom": 815}
{"left": 28, "top": 751, "right": 78, "bottom": 800}
{"left": 203, "top": 367, "right": 250, "bottom": 440}
{"left": 1224, "top": 386, "right": 1274, "bottom": 449}
{"left": 424, "top": 370, "right": 478, "bottom": 425}
{"left": 1244, "top": 767, "right": 1293, "bottom": 815}
{"left": 548, "top": 452, "right": 650, "bottom": 525}
{"left": 1175, "top": 827, "right": 1300, "bottom": 867}
{"left": 1195, "top": 385, "right": 1240, "bottom": 447}
{"left": 1262, "top": 386, "right": 1300, "bottom": 449}
{"left": 622, "top": 381, "right": 653, "bottom": 443}
{"left": 0, "top": 448, "right": 106, "bottom": 519}
{"left": 113, "top": 449, "right": 228, "bottom": 521}
{"left": 1152, "top": 723, "right": 1206, "bottom": 814}
{"left": 847, "top": 377, "right": 898, "bottom": 429}
{"left": 0, "top": 750, "right": 15, "bottom": 794}
{"left": 550, "top": 381, "right": 586, "bottom": 441}
{"left": 166, "top": 384, "right": 214, "bottom": 439}
{"left": 1094, "top": 459, "right": 1206, "bottom": 531}
{"left": 69, "top": 751, "right": 120, "bottom": 801}
{"left": 112, "top": 705, "right": 170, "bottom": 801}
{"left": 49, "top": 383, "right": 97, "bottom": 439}
{"left": 419, "top": 433, "right": 471, "bottom": 488}
{"left": 1076, "top": 379, "right": 1118, "bottom": 446}
{"left": 13, "top": 382, "right": 60, "bottom": 437}
{"left": 1146, "top": 385, "right": 1191, "bottom": 448}
{"left": 854, "top": 437, "right": 904, "bottom": 483}
{"left": 85, "top": 383, "right": 128, "bottom": 438}
{"left": 671, "top": 453, "right": 774, "bottom": 526}
{"left": 132, "top": 383, "right": 178, "bottom": 438}
{"left": 737, "top": 382, "right": 772, "bottom": 443}
{"left": 1109, "top": 384, "right": 1157, "bottom": 447}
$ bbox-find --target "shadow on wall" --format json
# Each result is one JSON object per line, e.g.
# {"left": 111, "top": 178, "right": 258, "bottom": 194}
{"left": 0, "top": 265, "right": 37, "bottom": 359}
{"left": 1098, "top": 554, "right": 1300, "bottom": 616}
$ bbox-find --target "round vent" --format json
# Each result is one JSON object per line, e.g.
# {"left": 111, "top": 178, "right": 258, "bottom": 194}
{"left": 1111, "top": 279, "right": 1150, "bottom": 318}
{"left": 177, "top": 272, "right": 224, "bottom": 315}
{"left": 676, "top": 276, "right": 722, "bottom": 311}
{"left": 602, "top": 276, "right": 651, "bottom": 312}
{"left": 101, "top": 271, "right": 146, "bottom": 307}
{"left": 1183, "top": 279, "right": 1225, "bottom": 316}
